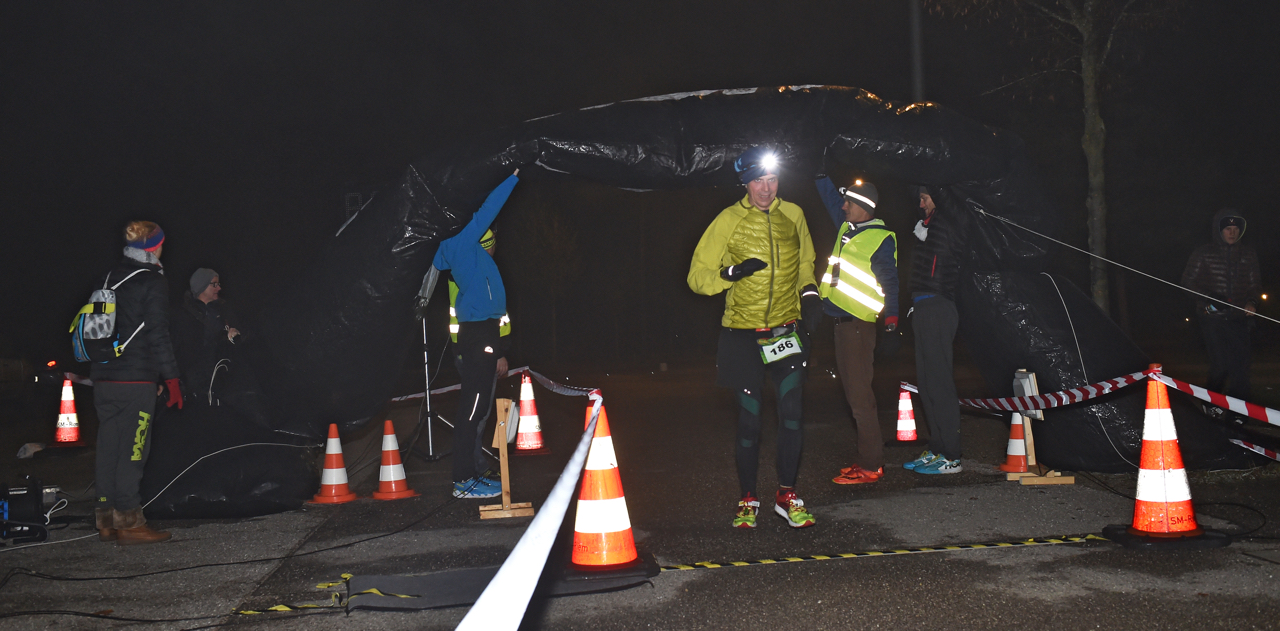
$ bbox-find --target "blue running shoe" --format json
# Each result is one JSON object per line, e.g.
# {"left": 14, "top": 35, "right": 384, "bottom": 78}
{"left": 903, "top": 450, "right": 937, "bottom": 471}
{"left": 914, "top": 456, "right": 962, "bottom": 475}
{"left": 452, "top": 476, "right": 501, "bottom": 498}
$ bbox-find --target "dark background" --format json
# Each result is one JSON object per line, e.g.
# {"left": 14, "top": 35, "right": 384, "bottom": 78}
{"left": 2, "top": 1, "right": 1276, "bottom": 380}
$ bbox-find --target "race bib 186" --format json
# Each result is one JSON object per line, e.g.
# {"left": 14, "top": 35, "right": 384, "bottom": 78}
{"left": 759, "top": 331, "right": 802, "bottom": 364}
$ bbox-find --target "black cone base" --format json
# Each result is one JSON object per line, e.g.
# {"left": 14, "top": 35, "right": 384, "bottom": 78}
{"left": 1102, "top": 524, "right": 1232, "bottom": 551}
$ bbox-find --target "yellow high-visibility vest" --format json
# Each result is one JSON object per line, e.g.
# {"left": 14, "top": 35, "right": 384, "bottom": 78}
{"left": 818, "top": 220, "right": 896, "bottom": 322}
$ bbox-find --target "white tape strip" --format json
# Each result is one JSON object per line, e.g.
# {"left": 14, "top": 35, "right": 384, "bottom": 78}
{"left": 456, "top": 394, "right": 603, "bottom": 631}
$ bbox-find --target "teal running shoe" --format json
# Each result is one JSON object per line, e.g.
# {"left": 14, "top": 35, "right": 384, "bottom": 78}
{"left": 903, "top": 450, "right": 937, "bottom": 470}
{"left": 915, "top": 456, "right": 963, "bottom": 475}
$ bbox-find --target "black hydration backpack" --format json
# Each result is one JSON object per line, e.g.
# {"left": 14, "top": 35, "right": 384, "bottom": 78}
{"left": 70, "top": 269, "right": 148, "bottom": 363}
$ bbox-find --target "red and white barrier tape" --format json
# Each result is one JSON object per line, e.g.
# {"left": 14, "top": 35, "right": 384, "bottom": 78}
{"left": 956, "top": 369, "right": 1154, "bottom": 413}
{"left": 1149, "top": 372, "right": 1280, "bottom": 427}
{"left": 954, "top": 368, "right": 1280, "bottom": 428}
{"left": 1231, "top": 439, "right": 1280, "bottom": 462}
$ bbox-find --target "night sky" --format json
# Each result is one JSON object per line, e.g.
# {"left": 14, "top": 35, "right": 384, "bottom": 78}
{"left": 3, "top": 1, "right": 1277, "bottom": 370}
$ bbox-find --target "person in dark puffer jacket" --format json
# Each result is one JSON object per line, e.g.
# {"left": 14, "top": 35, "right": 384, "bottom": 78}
{"left": 904, "top": 186, "right": 966, "bottom": 476}
{"left": 1182, "top": 208, "right": 1262, "bottom": 403}
{"left": 89, "top": 220, "right": 182, "bottom": 545}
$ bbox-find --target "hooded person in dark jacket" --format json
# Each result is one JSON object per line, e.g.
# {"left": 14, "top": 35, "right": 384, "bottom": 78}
{"left": 1182, "top": 208, "right": 1262, "bottom": 403}
{"left": 904, "top": 186, "right": 965, "bottom": 475}
{"left": 89, "top": 220, "right": 181, "bottom": 545}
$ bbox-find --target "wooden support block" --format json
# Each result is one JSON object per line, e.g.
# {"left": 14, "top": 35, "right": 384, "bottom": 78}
{"left": 479, "top": 502, "right": 535, "bottom": 519}
{"left": 1006, "top": 472, "right": 1035, "bottom": 481}
{"left": 479, "top": 398, "right": 536, "bottom": 519}
{"left": 1019, "top": 474, "right": 1075, "bottom": 485}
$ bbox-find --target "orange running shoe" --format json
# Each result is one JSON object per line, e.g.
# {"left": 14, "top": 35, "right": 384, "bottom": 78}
{"left": 833, "top": 464, "right": 884, "bottom": 485}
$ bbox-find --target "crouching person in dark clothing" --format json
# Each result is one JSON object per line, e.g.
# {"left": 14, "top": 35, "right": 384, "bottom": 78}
{"left": 90, "top": 220, "right": 182, "bottom": 545}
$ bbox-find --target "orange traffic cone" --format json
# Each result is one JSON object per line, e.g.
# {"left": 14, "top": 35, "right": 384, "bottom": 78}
{"left": 1129, "top": 372, "right": 1200, "bottom": 537}
{"left": 571, "top": 405, "right": 638, "bottom": 567}
{"left": 896, "top": 384, "right": 918, "bottom": 441}
{"left": 1104, "top": 365, "right": 1229, "bottom": 550}
{"left": 372, "top": 420, "right": 419, "bottom": 500}
{"left": 514, "top": 374, "right": 549, "bottom": 455}
{"left": 998, "top": 412, "right": 1029, "bottom": 473}
{"left": 311, "top": 424, "right": 357, "bottom": 504}
{"left": 54, "top": 379, "right": 82, "bottom": 445}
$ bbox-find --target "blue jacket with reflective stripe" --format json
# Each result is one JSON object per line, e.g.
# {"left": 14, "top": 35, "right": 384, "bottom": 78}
{"left": 432, "top": 174, "right": 518, "bottom": 323}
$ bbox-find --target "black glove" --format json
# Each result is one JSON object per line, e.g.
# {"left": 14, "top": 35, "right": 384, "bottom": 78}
{"left": 413, "top": 295, "right": 430, "bottom": 321}
{"left": 875, "top": 328, "right": 902, "bottom": 360}
{"left": 801, "top": 285, "right": 823, "bottom": 334}
{"left": 720, "top": 258, "right": 767, "bottom": 281}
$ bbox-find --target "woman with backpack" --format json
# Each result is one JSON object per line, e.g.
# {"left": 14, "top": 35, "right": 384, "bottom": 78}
{"left": 90, "top": 220, "right": 182, "bottom": 545}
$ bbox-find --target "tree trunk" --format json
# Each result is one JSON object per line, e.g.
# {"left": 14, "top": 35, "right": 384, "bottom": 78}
{"left": 1080, "top": 28, "right": 1110, "bottom": 314}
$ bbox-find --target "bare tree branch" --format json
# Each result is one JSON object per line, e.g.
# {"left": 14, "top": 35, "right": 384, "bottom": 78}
{"left": 1024, "top": 0, "right": 1081, "bottom": 30}
{"left": 980, "top": 67, "right": 1078, "bottom": 95}
{"left": 1102, "top": 0, "right": 1144, "bottom": 64}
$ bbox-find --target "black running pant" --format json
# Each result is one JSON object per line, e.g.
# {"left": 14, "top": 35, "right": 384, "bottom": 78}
{"left": 452, "top": 319, "right": 500, "bottom": 483}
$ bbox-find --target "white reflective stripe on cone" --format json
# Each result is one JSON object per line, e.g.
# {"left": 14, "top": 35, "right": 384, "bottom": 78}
{"left": 1135, "top": 468, "right": 1193, "bottom": 503}
{"left": 520, "top": 414, "right": 541, "bottom": 432}
{"left": 321, "top": 467, "right": 349, "bottom": 485}
{"left": 1006, "top": 439, "right": 1026, "bottom": 456}
{"left": 57, "top": 415, "right": 76, "bottom": 427}
{"left": 381, "top": 463, "right": 407, "bottom": 482}
{"left": 1142, "top": 408, "right": 1178, "bottom": 441}
{"left": 574, "top": 497, "right": 632, "bottom": 533}
{"left": 326, "top": 437, "right": 342, "bottom": 454}
{"left": 584, "top": 436, "right": 617, "bottom": 470}
{"left": 382, "top": 433, "right": 400, "bottom": 451}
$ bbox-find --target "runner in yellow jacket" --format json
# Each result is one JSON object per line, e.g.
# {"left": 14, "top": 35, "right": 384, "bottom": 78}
{"left": 688, "top": 146, "right": 822, "bottom": 530}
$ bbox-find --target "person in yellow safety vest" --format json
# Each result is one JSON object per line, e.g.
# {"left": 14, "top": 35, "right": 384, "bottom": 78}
{"left": 688, "top": 146, "right": 822, "bottom": 530}
{"left": 814, "top": 175, "right": 900, "bottom": 486}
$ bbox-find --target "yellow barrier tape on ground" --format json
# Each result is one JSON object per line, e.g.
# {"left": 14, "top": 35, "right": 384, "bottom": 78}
{"left": 315, "top": 573, "right": 353, "bottom": 589}
{"left": 660, "top": 535, "right": 1105, "bottom": 572}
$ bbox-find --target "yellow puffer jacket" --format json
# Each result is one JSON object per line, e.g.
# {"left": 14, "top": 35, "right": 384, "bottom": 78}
{"left": 688, "top": 195, "right": 817, "bottom": 329}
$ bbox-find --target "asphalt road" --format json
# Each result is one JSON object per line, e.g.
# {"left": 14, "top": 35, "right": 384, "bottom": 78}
{"left": 3, "top": 353, "right": 1280, "bottom": 630}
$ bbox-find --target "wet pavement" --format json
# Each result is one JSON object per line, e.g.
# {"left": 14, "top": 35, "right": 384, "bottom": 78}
{"left": 3, "top": 351, "right": 1280, "bottom": 629}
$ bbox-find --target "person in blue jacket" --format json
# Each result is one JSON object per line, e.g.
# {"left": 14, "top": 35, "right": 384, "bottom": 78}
{"left": 432, "top": 169, "right": 519, "bottom": 498}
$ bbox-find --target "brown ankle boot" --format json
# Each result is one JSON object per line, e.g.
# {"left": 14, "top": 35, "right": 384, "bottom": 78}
{"left": 112, "top": 507, "right": 171, "bottom": 545}
{"left": 94, "top": 507, "right": 117, "bottom": 542}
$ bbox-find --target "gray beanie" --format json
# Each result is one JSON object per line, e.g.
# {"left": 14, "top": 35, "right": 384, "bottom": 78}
{"left": 190, "top": 268, "right": 219, "bottom": 296}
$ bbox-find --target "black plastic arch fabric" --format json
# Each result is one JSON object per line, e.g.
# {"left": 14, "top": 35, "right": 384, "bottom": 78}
{"left": 147, "top": 86, "right": 1258, "bottom": 517}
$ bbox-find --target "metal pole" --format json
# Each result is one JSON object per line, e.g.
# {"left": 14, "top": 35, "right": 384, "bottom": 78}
{"left": 910, "top": 0, "right": 925, "bottom": 102}
{"left": 423, "top": 317, "right": 435, "bottom": 456}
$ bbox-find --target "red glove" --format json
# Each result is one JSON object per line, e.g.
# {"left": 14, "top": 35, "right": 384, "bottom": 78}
{"left": 884, "top": 316, "right": 899, "bottom": 332}
{"left": 164, "top": 378, "right": 184, "bottom": 409}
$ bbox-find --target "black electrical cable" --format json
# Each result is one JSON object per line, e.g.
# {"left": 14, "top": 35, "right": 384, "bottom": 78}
{"left": 0, "top": 609, "right": 223, "bottom": 624}
{"left": 0, "top": 491, "right": 465, "bottom": 591}
{"left": 180, "top": 608, "right": 346, "bottom": 631}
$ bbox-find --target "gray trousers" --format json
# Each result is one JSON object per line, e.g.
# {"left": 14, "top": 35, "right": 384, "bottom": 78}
{"left": 912, "top": 296, "right": 961, "bottom": 461}
{"left": 93, "top": 381, "right": 157, "bottom": 511}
